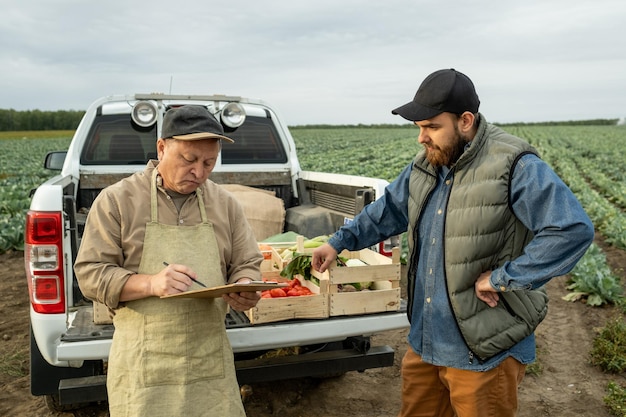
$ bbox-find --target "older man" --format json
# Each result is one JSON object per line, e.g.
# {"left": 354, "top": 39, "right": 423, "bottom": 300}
{"left": 75, "top": 105, "right": 262, "bottom": 416}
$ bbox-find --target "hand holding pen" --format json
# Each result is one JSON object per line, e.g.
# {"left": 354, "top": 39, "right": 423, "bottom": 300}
{"left": 162, "top": 262, "right": 207, "bottom": 288}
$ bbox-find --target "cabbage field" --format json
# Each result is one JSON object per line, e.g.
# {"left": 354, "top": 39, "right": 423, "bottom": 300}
{"left": 2, "top": 124, "right": 626, "bottom": 258}
{"left": 294, "top": 124, "right": 626, "bottom": 304}
{"left": 0, "top": 131, "right": 73, "bottom": 252}
{"left": 292, "top": 124, "right": 626, "bottom": 253}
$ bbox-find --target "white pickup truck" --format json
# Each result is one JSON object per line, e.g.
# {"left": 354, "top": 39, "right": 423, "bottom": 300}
{"left": 25, "top": 93, "right": 409, "bottom": 411}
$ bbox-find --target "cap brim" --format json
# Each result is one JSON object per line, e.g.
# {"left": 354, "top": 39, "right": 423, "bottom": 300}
{"left": 171, "top": 132, "right": 235, "bottom": 143}
{"left": 391, "top": 101, "right": 443, "bottom": 122}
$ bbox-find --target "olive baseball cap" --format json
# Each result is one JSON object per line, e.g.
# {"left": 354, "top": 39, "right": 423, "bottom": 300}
{"left": 391, "top": 69, "right": 480, "bottom": 122}
{"left": 161, "top": 105, "right": 234, "bottom": 143}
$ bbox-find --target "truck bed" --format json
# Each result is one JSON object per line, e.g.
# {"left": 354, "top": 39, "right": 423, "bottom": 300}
{"left": 60, "top": 302, "right": 408, "bottom": 356}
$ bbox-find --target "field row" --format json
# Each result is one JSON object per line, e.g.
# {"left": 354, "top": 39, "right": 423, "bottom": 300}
{"left": 1, "top": 125, "right": 625, "bottom": 254}
{"left": 0, "top": 135, "right": 72, "bottom": 252}
{"left": 293, "top": 125, "right": 626, "bottom": 251}
{"left": 291, "top": 126, "right": 417, "bottom": 182}
{"left": 505, "top": 125, "right": 626, "bottom": 250}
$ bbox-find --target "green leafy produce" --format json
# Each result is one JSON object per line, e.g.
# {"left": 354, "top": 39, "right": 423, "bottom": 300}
{"left": 0, "top": 135, "right": 71, "bottom": 253}
{"left": 280, "top": 252, "right": 349, "bottom": 286}
{"left": 351, "top": 282, "right": 372, "bottom": 291}
{"left": 280, "top": 253, "right": 314, "bottom": 281}
{"left": 287, "top": 235, "right": 329, "bottom": 252}
{"left": 563, "top": 243, "right": 624, "bottom": 306}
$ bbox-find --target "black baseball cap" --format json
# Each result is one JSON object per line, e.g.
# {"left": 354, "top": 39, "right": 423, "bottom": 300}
{"left": 161, "top": 105, "right": 234, "bottom": 143}
{"left": 391, "top": 69, "right": 480, "bottom": 122}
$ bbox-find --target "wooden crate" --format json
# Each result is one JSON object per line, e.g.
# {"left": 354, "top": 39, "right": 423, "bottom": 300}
{"left": 311, "top": 247, "right": 401, "bottom": 316}
{"left": 259, "top": 241, "right": 295, "bottom": 270}
{"left": 245, "top": 276, "right": 329, "bottom": 324}
{"left": 259, "top": 245, "right": 284, "bottom": 281}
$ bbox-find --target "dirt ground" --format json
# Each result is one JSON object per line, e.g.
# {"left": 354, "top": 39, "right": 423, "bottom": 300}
{"left": 1, "top": 238, "right": 625, "bottom": 417}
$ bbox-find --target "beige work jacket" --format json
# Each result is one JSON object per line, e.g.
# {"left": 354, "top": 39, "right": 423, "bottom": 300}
{"left": 74, "top": 160, "right": 263, "bottom": 309}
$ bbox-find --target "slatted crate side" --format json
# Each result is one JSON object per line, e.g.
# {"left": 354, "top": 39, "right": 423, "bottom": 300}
{"left": 329, "top": 288, "right": 402, "bottom": 316}
{"left": 311, "top": 247, "right": 401, "bottom": 287}
{"left": 311, "top": 247, "right": 402, "bottom": 317}
{"left": 322, "top": 262, "right": 401, "bottom": 287}
{"left": 245, "top": 275, "right": 329, "bottom": 324}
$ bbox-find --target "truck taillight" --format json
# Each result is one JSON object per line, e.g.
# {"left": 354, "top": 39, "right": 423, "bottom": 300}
{"left": 25, "top": 211, "right": 65, "bottom": 314}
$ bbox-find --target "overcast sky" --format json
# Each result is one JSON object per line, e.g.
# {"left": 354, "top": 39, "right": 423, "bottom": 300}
{"left": 1, "top": 0, "right": 625, "bottom": 125}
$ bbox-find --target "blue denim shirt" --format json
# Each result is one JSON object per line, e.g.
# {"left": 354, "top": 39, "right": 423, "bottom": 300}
{"left": 328, "top": 153, "right": 594, "bottom": 371}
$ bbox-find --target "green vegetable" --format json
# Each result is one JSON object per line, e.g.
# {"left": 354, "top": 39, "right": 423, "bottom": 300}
{"left": 563, "top": 243, "right": 623, "bottom": 306}
{"left": 287, "top": 235, "right": 330, "bottom": 252}
{"left": 280, "top": 253, "right": 313, "bottom": 280}
{"left": 351, "top": 282, "right": 373, "bottom": 291}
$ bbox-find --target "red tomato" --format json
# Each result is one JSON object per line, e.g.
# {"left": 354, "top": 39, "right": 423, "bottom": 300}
{"left": 270, "top": 288, "right": 287, "bottom": 298}
{"left": 300, "top": 288, "right": 311, "bottom": 295}
{"left": 287, "top": 288, "right": 302, "bottom": 297}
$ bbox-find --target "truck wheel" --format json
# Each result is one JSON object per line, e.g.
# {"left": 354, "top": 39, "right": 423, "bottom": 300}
{"left": 44, "top": 394, "right": 85, "bottom": 412}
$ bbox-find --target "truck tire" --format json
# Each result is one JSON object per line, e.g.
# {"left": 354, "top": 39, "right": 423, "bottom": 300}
{"left": 30, "top": 327, "right": 103, "bottom": 409}
{"left": 44, "top": 394, "right": 85, "bottom": 412}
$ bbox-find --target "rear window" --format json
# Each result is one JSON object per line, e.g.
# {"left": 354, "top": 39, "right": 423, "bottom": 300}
{"left": 81, "top": 115, "right": 157, "bottom": 165}
{"left": 221, "top": 116, "right": 287, "bottom": 164}
{"left": 81, "top": 114, "right": 287, "bottom": 165}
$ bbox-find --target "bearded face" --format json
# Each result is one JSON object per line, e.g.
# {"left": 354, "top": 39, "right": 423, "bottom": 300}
{"left": 424, "top": 124, "right": 469, "bottom": 167}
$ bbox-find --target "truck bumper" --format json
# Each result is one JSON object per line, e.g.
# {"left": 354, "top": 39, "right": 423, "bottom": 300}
{"left": 57, "top": 340, "right": 396, "bottom": 405}
{"left": 235, "top": 343, "right": 395, "bottom": 384}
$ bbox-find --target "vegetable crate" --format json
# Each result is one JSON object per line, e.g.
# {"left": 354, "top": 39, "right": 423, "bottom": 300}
{"left": 245, "top": 276, "right": 329, "bottom": 324}
{"left": 259, "top": 244, "right": 284, "bottom": 281}
{"left": 311, "top": 247, "right": 401, "bottom": 317}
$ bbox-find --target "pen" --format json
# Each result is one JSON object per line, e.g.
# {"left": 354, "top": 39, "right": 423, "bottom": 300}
{"left": 162, "top": 262, "right": 207, "bottom": 288}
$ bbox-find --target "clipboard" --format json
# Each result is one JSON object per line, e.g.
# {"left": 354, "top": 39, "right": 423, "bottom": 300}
{"left": 160, "top": 281, "right": 288, "bottom": 299}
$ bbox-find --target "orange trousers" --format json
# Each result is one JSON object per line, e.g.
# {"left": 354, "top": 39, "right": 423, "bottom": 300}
{"left": 398, "top": 347, "right": 526, "bottom": 417}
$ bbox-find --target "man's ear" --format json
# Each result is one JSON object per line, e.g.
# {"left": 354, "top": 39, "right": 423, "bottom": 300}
{"left": 156, "top": 138, "right": 166, "bottom": 160}
{"left": 458, "top": 111, "right": 476, "bottom": 133}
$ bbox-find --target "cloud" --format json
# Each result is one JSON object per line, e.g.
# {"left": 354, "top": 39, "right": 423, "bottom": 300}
{"left": 1, "top": 0, "right": 625, "bottom": 124}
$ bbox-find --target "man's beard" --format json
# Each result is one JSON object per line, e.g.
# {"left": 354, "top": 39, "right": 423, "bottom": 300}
{"left": 424, "top": 127, "right": 468, "bottom": 167}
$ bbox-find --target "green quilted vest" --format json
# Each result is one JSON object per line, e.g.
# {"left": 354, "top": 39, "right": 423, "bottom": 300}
{"left": 406, "top": 115, "right": 549, "bottom": 361}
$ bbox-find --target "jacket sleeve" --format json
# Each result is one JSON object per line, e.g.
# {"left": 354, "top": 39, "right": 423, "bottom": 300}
{"left": 74, "top": 188, "right": 135, "bottom": 308}
{"left": 490, "top": 154, "right": 594, "bottom": 291}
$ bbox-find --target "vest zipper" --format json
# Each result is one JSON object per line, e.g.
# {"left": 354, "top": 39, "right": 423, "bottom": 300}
{"left": 406, "top": 163, "right": 437, "bottom": 324}
{"left": 441, "top": 167, "right": 485, "bottom": 364}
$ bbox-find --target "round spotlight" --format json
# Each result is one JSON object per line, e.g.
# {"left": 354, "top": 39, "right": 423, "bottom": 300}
{"left": 131, "top": 101, "right": 158, "bottom": 127}
{"left": 221, "top": 102, "right": 246, "bottom": 128}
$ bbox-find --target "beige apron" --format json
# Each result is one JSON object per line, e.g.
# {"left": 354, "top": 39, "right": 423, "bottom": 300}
{"left": 107, "top": 170, "right": 246, "bottom": 417}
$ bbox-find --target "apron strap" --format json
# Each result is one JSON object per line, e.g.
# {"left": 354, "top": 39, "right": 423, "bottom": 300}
{"left": 195, "top": 187, "right": 209, "bottom": 223}
{"left": 150, "top": 169, "right": 159, "bottom": 223}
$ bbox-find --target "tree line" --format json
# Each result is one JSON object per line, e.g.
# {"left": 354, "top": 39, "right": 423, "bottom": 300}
{"left": 0, "top": 109, "right": 85, "bottom": 131}
{"left": 0, "top": 108, "right": 621, "bottom": 131}
{"left": 291, "top": 119, "right": 621, "bottom": 129}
